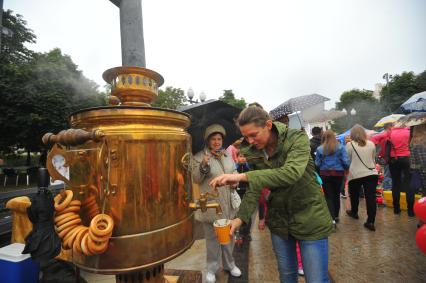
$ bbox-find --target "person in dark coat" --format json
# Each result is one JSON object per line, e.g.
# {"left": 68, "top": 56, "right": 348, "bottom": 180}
{"left": 310, "top": 127, "right": 323, "bottom": 161}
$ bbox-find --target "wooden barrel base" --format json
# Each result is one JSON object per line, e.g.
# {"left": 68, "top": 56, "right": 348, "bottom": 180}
{"left": 115, "top": 264, "right": 164, "bottom": 283}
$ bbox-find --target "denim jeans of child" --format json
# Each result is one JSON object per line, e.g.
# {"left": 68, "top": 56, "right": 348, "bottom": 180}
{"left": 271, "top": 233, "right": 329, "bottom": 283}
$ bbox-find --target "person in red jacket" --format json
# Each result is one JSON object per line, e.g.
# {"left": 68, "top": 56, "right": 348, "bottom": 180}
{"left": 372, "top": 125, "right": 413, "bottom": 216}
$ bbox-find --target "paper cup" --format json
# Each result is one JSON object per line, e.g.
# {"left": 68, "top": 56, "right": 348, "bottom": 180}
{"left": 213, "top": 219, "right": 231, "bottom": 245}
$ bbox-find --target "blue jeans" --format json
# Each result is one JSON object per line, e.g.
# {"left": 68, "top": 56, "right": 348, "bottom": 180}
{"left": 382, "top": 165, "right": 392, "bottom": 190}
{"left": 271, "top": 233, "right": 329, "bottom": 283}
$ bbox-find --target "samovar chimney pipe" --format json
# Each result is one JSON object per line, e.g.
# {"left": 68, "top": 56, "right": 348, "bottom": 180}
{"left": 110, "top": 0, "right": 146, "bottom": 68}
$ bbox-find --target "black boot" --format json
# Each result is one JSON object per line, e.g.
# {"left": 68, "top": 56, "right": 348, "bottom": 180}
{"left": 393, "top": 206, "right": 401, "bottom": 215}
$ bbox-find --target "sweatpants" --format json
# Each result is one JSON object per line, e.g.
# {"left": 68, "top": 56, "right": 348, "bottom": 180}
{"left": 202, "top": 222, "right": 236, "bottom": 273}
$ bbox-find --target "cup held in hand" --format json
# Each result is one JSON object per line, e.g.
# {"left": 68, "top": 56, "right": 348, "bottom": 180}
{"left": 213, "top": 219, "right": 231, "bottom": 245}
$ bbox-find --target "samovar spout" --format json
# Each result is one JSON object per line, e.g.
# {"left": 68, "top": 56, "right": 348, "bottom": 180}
{"left": 206, "top": 202, "right": 222, "bottom": 215}
{"left": 189, "top": 191, "right": 222, "bottom": 215}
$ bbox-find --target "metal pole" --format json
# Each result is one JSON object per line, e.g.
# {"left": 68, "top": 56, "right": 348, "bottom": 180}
{"left": 383, "top": 73, "right": 393, "bottom": 112}
{"left": 0, "top": 0, "right": 4, "bottom": 53}
{"left": 119, "top": 0, "right": 146, "bottom": 67}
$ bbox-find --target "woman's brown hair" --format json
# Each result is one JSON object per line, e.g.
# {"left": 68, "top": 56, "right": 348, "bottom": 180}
{"left": 321, "top": 130, "right": 338, "bottom": 155}
{"left": 237, "top": 106, "right": 271, "bottom": 127}
{"left": 350, "top": 124, "right": 367, "bottom": 147}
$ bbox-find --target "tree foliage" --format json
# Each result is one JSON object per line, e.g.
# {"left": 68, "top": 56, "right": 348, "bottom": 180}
{"left": 380, "top": 71, "right": 426, "bottom": 113}
{"left": 331, "top": 89, "right": 383, "bottom": 133}
{"left": 219, "top": 89, "right": 246, "bottom": 109}
{"left": 0, "top": 10, "right": 106, "bottom": 159}
{"left": 0, "top": 10, "right": 36, "bottom": 64}
{"left": 151, "top": 86, "right": 187, "bottom": 110}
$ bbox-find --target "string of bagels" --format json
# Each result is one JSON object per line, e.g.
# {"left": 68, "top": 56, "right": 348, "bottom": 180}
{"left": 53, "top": 189, "right": 114, "bottom": 256}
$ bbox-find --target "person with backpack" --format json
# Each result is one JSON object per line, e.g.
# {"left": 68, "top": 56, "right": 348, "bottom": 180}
{"left": 371, "top": 124, "right": 412, "bottom": 215}
{"left": 346, "top": 125, "right": 379, "bottom": 231}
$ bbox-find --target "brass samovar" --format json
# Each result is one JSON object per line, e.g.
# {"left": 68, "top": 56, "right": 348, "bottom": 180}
{"left": 43, "top": 66, "right": 219, "bottom": 282}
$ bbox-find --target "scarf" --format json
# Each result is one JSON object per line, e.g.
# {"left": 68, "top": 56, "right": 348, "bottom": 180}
{"left": 210, "top": 148, "right": 226, "bottom": 159}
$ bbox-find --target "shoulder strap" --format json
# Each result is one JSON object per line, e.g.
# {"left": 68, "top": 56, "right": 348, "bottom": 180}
{"left": 350, "top": 142, "right": 375, "bottom": 170}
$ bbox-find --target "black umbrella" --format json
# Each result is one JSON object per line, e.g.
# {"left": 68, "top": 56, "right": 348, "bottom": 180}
{"left": 179, "top": 100, "right": 242, "bottom": 154}
{"left": 22, "top": 168, "right": 61, "bottom": 263}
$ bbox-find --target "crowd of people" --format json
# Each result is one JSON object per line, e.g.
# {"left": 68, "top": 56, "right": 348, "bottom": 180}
{"left": 191, "top": 104, "right": 425, "bottom": 283}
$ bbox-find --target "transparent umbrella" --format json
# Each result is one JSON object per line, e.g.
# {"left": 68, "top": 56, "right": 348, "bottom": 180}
{"left": 395, "top": 112, "right": 426, "bottom": 127}
{"left": 374, "top": 114, "right": 405, "bottom": 128}
{"left": 400, "top": 91, "right": 426, "bottom": 113}
{"left": 270, "top": 94, "right": 330, "bottom": 125}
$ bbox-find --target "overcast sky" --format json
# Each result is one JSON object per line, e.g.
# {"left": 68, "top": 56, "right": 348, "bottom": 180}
{"left": 5, "top": 0, "right": 426, "bottom": 111}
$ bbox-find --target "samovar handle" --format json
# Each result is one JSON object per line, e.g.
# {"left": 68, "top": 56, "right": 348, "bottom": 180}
{"left": 42, "top": 128, "right": 105, "bottom": 187}
{"left": 180, "top": 152, "right": 191, "bottom": 171}
{"left": 42, "top": 129, "right": 105, "bottom": 147}
{"left": 45, "top": 144, "right": 73, "bottom": 186}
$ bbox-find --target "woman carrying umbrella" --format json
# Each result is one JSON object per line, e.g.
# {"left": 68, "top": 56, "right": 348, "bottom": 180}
{"left": 209, "top": 107, "right": 333, "bottom": 283}
{"left": 191, "top": 124, "right": 241, "bottom": 283}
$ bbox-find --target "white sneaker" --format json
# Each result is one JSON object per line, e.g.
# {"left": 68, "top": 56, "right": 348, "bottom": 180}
{"left": 206, "top": 271, "right": 216, "bottom": 283}
{"left": 229, "top": 266, "right": 242, "bottom": 277}
{"left": 298, "top": 268, "right": 304, "bottom": 276}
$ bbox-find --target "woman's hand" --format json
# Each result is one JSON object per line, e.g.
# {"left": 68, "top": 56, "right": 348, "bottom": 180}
{"left": 202, "top": 151, "right": 211, "bottom": 166}
{"left": 230, "top": 218, "right": 243, "bottom": 235}
{"left": 209, "top": 173, "right": 247, "bottom": 188}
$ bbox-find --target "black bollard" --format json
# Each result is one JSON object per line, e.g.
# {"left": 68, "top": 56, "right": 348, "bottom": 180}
{"left": 37, "top": 167, "right": 50, "bottom": 189}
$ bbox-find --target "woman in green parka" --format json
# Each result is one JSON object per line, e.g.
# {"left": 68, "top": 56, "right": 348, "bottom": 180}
{"left": 210, "top": 106, "right": 333, "bottom": 283}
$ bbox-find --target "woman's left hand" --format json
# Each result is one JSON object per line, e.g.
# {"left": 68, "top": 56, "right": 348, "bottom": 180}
{"left": 209, "top": 173, "right": 246, "bottom": 188}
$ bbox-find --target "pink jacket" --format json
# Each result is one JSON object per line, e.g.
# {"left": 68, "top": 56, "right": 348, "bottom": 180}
{"left": 371, "top": 127, "right": 410, "bottom": 157}
{"left": 226, "top": 145, "right": 239, "bottom": 163}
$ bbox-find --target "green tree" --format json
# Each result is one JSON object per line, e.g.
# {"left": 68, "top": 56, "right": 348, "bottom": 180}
{"left": 219, "top": 89, "right": 246, "bottom": 109}
{"left": 414, "top": 70, "right": 426, "bottom": 94}
{"left": 151, "top": 86, "right": 187, "bottom": 109}
{"left": 0, "top": 11, "right": 106, "bottom": 164}
{"left": 0, "top": 10, "right": 35, "bottom": 64}
{"left": 331, "top": 89, "right": 384, "bottom": 133}
{"left": 380, "top": 71, "right": 426, "bottom": 113}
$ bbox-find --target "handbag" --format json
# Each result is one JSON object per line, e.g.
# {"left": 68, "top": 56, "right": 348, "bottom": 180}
{"left": 230, "top": 190, "right": 241, "bottom": 209}
{"left": 215, "top": 155, "right": 241, "bottom": 209}
{"left": 350, "top": 142, "right": 375, "bottom": 170}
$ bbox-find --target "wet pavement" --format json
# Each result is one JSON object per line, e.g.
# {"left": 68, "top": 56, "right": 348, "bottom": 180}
{"left": 81, "top": 199, "right": 426, "bottom": 282}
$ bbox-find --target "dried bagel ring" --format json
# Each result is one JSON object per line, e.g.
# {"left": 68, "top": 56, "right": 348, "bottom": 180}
{"left": 88, "top": 184, "right": 99, "bottom": 196}
{"left": 55, "top": 213, "right": 80, "bottom": 227}
{"left": 54, "top": 212, "right": 77, "bottom": 224}
{"left": 55, "top": 205, "right": 80, "bottom": 216}
{"left": 82, "top": 196, "right": 96, "bottom": 207}
{"left": 87, "top": 235, "right": 109, "bottom": 254}
{"left": 73, "top": 227, "right": 88, "bottom": 254}
{"left": 61, "top": 225, "right": 80, "bottom": 249}
{"left": 88, "top": 228, "right": 111, "bottom": 243}
{"left": 64, "top": 225, "right": 85, "bottom": 249}
{"left": 69, "top": 200, "right": 82, "bottom": 207}
{"left": 90, "top": 214, "right": 114, "bottom": 237}
{"left": 58, "top": 224, "right": 78, "bottom": 239}
{"left": 57, "top": 218, "right": 82, "bottom": 232}
{"left": 81, "top": 233, "right": 93, "bottom": 256}
{"left": 54, "top": 190, "right": 73, "bottom": 212}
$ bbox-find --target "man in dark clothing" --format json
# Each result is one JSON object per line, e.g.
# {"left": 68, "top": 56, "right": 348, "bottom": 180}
{"left": 310, "top": 127, "right": 323, "bottom": 160}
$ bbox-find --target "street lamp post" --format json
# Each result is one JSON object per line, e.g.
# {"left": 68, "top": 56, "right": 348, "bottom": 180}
{"left": 187, "top": 88, "right": 206, "bottom": 104}
{"left": 383, "top": 73, "right": 393, "bottom": 112}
